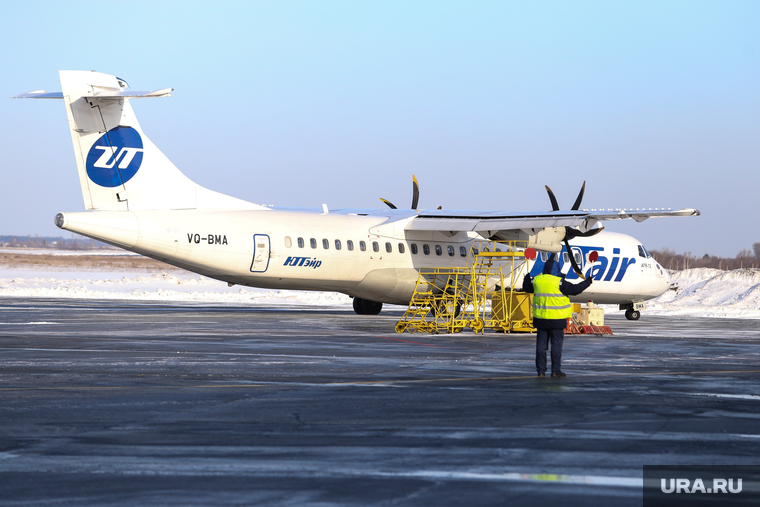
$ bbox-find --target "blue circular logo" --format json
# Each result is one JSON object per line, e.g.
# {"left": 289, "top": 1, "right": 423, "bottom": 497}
{"left": 85, "top": 126, "right": 144, "bottom": 187}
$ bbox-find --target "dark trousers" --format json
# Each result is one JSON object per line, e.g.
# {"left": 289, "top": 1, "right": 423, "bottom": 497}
{"left": 536, "top": 328, "right": 564, "bottom": 374}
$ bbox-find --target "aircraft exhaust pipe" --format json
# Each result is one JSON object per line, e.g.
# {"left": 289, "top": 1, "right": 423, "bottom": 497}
{"left": 54, "top": 212, "right": 68, "bottom": 229}
{"left": 52, "top": 211, "right": 139, "bottom": 249}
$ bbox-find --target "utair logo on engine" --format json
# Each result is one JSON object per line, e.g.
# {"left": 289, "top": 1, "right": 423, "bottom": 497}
{"left": 85, "top": 126, "right": 144, "bottom": 188}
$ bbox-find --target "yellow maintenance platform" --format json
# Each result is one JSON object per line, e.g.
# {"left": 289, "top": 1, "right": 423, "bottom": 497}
{"left": 395, "top": 240, "right": 536, "bottom": 334}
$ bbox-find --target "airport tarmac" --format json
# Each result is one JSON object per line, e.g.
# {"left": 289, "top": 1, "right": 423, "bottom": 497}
{"left": 0, "top": 298, "right": 759, "bottom": 506}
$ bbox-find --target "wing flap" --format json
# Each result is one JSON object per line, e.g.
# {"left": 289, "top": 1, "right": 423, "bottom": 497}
{"left": 405, "top": 214, "right": 585, "bottom": 232}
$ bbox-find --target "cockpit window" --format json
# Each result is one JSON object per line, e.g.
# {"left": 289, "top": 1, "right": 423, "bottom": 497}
{"left": 638, "top": 245, "right": 652, "bottom": 258}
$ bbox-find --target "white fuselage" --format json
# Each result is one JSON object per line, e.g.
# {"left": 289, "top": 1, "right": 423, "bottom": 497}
{"left": 58, "top": 208, "right": 671, "bottom": 307}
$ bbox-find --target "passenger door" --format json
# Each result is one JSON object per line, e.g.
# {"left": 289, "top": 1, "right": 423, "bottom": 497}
{"left": 250, "top": 234, "right": 271, "bottom": 273}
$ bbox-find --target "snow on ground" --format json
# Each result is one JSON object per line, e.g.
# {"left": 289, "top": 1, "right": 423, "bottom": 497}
{"left": 1, "top": 250, "right": 759, "bottom": 318}
{"left": 0, "top": 269, "right": 352, "bottom": 309}
{"left": 0, "top": 247, "right": 140, "bottom": 257}
{"left": 645, "top": 268, "right": 760, "bottom": 319}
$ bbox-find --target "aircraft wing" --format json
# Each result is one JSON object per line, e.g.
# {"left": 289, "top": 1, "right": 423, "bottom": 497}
{"left": 404, "top": 210, "right": 587, "bottom": 232}
{"left": 585, "top": 208, "right": 700, "bottom": 222}
{"left": 401, "top": 208, "right": 699, "bottom": 233}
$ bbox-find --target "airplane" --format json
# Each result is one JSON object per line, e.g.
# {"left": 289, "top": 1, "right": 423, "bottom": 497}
{"left": 13, "top": 71, "right": 699, "bottom": 322}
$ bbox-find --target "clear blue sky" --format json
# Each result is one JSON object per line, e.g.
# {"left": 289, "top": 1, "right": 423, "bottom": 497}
{"left": 2, "top": 1, "right": 758, "bottom": 257}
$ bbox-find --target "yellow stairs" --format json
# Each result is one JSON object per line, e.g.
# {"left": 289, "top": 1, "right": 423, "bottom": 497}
{"left": 395, "top": 241, "right": 536, "bottom": 334}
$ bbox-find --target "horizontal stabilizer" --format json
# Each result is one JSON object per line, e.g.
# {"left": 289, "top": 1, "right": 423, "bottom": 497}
{"left": 12, "top": 88, "right": 172, "bottom": 99}
{"left": 12, "top": 91, "right": 63, "bottom": 99}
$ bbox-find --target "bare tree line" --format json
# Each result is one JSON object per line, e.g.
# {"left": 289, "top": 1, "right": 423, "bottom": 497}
{"left": 0, "top": 234, "right": 113, "bottom": 251}
{"left": 651, "top": 243, "right": 760, "bottom": 271}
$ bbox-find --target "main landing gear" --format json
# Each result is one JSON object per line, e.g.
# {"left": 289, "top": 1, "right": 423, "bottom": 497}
{"left": 353, "top": 297, "right": 383, "bottom": 315}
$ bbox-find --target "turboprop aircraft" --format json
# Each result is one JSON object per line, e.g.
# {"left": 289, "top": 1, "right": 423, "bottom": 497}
{"left": 13, "top": 71, "right": 699, "bottom": 320}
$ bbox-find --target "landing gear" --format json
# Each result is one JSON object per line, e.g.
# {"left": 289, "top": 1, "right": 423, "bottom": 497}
{"left": 620, "top": 303, "right": 644, "bottom": 321}
{"left": 353, "top": 297, "right": 383, "bottom": 315}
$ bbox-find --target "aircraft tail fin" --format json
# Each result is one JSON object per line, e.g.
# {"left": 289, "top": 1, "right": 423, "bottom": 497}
{"left": 15, "top": 71, "right": 262, "bottom": 212}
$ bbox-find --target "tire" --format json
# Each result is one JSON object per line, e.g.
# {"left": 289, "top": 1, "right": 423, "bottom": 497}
{"left": 365, "top": 300, "right": 383, "bottom": 315}
{"left": 353, "top": 297, "right": 383, "bottom": 315}
{"left": 625, "top": 309, "right": 641, "bottom": 321}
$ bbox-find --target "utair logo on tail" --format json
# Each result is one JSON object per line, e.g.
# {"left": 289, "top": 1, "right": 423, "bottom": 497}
{"left": 85, "top": 126, "right": 144, "bottom": 187}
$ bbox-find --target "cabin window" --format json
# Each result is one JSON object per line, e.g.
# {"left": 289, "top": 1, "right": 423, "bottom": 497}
{"left": 385, "top": 242, "right": 392, "bottom": 253}
{"left": 372, "top": 241, "right": 379, "bottom": 252}
{"left": 360, "top": 241, "right": 367, "bottom": 252}
{"left": 335, "top": 239, "right": 342, "bottom": 250}
{"left": 411, "top": 243, "right": 418, "bottom": 254}
{"left": 540, "top": 252, "right": 548, "bottom": 262}
{"left": 310, "top": 238, "right": 317, "bottom": 249}
{"left": 473, "top": 248, "right": 479, "bottom": 256}
{"left": 347, "top": 240, "right": 354, "bottom": 251}
{"left": 447, "top": 245, "right": 455, "bottom": 257}
{"left": 435, "top": 245, "right": 442, "bottom": 256}
{"left": 322, "top": 239, "right": 329, "bottom": 249}
{"left": 460, "top": 246, "right": 467, "bottom": 257}
{"left": 398, "top": 243, "right": 405, "bottom": 254}
{"left": 284, "top": 237, "right": 292, "bottom": 248}
{"left": 562, "top": 252, "right": 569, "bottom": 263}
{"left": 423, "top": 244, "right": 430, "bottom": 255}
{"left": 574, "top": 251, "right": 582, "bottom": 264}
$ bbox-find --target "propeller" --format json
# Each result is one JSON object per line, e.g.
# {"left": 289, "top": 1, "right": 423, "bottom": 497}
{"left": 544, "top": 181, "right": 604, "bottom": 279}
{"left": 380, "top": 175, "right": 422, "bottom": 210}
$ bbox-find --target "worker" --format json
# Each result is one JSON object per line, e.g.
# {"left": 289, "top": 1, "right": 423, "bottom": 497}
{"left": 522, "top": 254, "right": 593, "bottom": 378}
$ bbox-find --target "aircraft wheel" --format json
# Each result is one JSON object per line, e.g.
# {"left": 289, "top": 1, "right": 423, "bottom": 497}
{"left": 625, "top": 309, "right": 641, "bottom": 321}
{"left": 353, "top": 297, "right": 383, "bottom": 315}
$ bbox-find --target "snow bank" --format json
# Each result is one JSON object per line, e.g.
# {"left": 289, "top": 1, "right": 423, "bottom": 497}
{"left": 0, "top": 268, "right": 352, "bottom": 308}
{"left": 1, "top": 258, "right": 759, "bottom": 318}
{"left": 646, "top": 268, "right": 760, "bottom": 319}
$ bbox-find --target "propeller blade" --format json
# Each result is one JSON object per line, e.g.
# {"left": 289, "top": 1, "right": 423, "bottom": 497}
{"left": 564, "top": 240, "right": 586, "bottom": 279}
{"left": 545, "top": 185, "right": 560, "bottom": 211}
{"left": 571, "top": 181, "right": 586, "bottom": 210}
{"left": 380, "top": 198, "right": 397, "bottom": 210}
{"left": 579, "top": 225, "right": 604, "bottom": 237}
{"left": 564, "top": 225, "right": 605, "bottom": 240}
{"left": 411, "top": 175, "right": 420, "bottom": 210}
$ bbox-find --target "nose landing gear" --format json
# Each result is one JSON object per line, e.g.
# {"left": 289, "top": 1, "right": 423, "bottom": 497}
{"left": 620, "top": 303, "right": 643, "bottom": 320}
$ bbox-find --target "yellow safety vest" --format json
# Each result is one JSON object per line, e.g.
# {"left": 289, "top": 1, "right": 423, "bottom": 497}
{"left": 532, "top": 274, "right": 572, "bottom": 320}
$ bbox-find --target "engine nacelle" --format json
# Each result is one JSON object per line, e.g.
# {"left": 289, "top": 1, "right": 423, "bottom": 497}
{"left": 490, "top": 226, "right": 566, "bottom": 253}
{"left": 527, "top": 227, "right": 565, "bottom": 253}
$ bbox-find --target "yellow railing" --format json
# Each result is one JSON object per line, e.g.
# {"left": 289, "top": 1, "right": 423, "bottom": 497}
{"left": 395, "top": 240, "right": 536, "bottom": 334}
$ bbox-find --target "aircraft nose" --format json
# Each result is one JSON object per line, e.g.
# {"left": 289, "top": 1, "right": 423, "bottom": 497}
{"left": 659, "top": 265, "right": 673, "bottom": 292}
